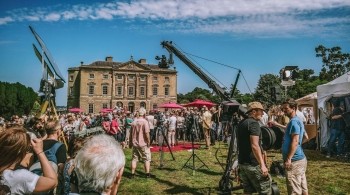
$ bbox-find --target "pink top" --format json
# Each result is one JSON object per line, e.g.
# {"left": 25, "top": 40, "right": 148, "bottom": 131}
{"left": 131, "top": 117, "right": 150, "bottom": 147}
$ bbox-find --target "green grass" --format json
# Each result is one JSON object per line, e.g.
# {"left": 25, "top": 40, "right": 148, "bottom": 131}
{"left": 118, "top": 142, "right": 350, "bottom": 194}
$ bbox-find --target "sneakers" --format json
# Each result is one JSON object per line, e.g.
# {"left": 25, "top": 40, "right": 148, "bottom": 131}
{"left": 146, "top": 173, "right": 155, "bottom": 178}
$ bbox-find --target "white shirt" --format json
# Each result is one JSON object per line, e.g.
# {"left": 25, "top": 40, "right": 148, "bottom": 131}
{"left": 2, "top": 169, "right": 40, "bottom": 194}
{"left": 296, "top": 110, "right": 307, "bottom": 123}
{"left": 259, "top": 111, "right": 269, "bottom": 126}
{"left": 168, "top": 116, "right": 177, "bottom": 130}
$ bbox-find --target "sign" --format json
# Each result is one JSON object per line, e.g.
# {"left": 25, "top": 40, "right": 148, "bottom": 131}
{"left": 281, "top": 80, "right": 295, "bottom": 87}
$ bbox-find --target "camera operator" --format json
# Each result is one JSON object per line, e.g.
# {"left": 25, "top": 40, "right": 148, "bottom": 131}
{"left": 237, "top": 101, "right": 271, "bottom": 195}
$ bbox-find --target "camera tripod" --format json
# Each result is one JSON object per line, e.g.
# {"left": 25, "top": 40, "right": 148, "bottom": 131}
{"left": 181, "top": 117, "right": 209, "bottom": 175}
{"left": 157, "top": 125, "right": 175, "bottom": 168}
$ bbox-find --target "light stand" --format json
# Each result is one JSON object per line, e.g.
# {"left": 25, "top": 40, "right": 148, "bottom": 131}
{"left": 157, "top": 124, "right": 175, "bottom": 168}
{"left": 181, "top": 115, "right": 209, "bottom": 175}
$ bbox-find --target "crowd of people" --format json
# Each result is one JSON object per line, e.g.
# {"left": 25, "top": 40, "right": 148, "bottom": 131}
{"left": 0, "top": 97, "right": 347, "bottom": 195}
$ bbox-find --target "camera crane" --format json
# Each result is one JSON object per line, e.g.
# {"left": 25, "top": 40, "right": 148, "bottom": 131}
{"left": 157, "top": 41, "right": 247, "bottom": 191}
{"left": 29, "top": 26, "right": 65, "bottom": 118}
{"left": 29, "top": 26, "right": 68, "bottom": 149}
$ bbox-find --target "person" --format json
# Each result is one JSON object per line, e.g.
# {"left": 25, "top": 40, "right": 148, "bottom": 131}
{"left": 124, "top": 112, "right": 133, "bottom": 148}
{"left": 31, "top": 120, "right": 67, "bottom": 194}
{"left": 281, "top": 99, "right": 308, "bottom": 195}
{"left": 0, "top": 126, "right": 57, "bottom": 194}
{"left": 167, "top": 111, "right": 177, "bottom": 147}
{"left": 210, "top": 106, "right": 220, "bottom": 145}
{"left": 129, "top": 108, "right": 151, "bottom": 178}
{"left": 237, "top": 101, "right": 271, "bottom": 195}
{"left": 327, "top": 100, "right": 346, "bottom": 158}
{"left": 73, "top": 134, "right": 125, "bottom": 194}
{"left": 146, "top": 111, "right": 156, "bottom": 146}
{"left": 201, "top": 105, "right": 212, "bottom": 148}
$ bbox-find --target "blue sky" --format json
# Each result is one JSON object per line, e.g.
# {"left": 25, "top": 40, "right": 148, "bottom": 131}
{"left": 0, "top": 0, "right": 349, "bottom": 106}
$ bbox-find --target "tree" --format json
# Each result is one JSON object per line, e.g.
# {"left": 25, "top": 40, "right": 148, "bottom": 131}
{"left": 315, "top": 45, "right": 350, "bottom": 81}
{"left": 253, "top": 74, "right": 281, "bottom": 106}
{"left": 177, "top": 87, "right": 221, "bottom": 104}
{"left": 0, "top": 81, "right": 38, "bottom": 119}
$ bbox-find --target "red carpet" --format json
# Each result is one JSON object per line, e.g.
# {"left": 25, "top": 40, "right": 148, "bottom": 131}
{"left": 150, "top": 142, "right": 200, "bottom": 152}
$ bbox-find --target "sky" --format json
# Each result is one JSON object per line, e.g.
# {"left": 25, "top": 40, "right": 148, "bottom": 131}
{"left": 0, "top": 0, "right": 349, "bottom": 106}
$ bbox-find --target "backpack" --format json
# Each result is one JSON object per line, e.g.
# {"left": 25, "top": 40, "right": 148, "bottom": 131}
{"left": 29, "top": 142, "right": 62, "bottom": 175}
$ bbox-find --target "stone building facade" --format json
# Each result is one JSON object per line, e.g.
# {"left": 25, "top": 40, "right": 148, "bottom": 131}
{"left": 67, "top": 56, "right": 177, "bottom": 113}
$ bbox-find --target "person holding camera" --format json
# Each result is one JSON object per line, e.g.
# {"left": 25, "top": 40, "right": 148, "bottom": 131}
{"left": 237, "top": 101, "right": 271, "bottom": 195}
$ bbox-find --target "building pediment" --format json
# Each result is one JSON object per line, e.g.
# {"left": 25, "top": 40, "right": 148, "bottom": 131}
{"left": 116, "top": 61, "right": 151, "bottom": 71}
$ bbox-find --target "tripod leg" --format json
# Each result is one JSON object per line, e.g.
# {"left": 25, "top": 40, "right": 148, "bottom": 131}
{"left": 161, "top": 128, "right": 175, "bottom": 160}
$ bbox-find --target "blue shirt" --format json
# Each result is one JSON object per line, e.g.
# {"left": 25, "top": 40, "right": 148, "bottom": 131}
{"left": 282, "top": 116, "right": 305, "bottom": 161}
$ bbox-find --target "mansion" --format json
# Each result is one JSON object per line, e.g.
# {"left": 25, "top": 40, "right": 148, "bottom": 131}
{"left": 67, "top": 56, "right": 177, "bottom": 113}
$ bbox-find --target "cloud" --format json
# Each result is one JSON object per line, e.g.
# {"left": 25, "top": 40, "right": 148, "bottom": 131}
{"left": 1, "top": 0, "right": 349, "bottom": 37}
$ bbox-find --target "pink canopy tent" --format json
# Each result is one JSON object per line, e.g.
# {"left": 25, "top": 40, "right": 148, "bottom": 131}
{"left": 68, "top": 108, "right": 83, "bottom": 113}
{"left": 184, "top": 99, "right": 216, "bottom": 108}
{"left": 158, "top": 102, "right": 183, "bottom": 109}
{"left": 100, "top": 108, "right": 114, "bottom": 113}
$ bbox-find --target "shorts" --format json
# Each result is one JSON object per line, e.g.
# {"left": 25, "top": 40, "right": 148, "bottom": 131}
{"left": 285, "top": 158, "right": 308, "bottom": 195}
{"left": 132, "top": 146, "right": 151, "bottom": 162}
{"left": 239, "top": 164, "right": 272, "bottom": 195}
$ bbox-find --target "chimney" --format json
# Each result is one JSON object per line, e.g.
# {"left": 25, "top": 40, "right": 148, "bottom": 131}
{"left": 105, "top": 56, "right": 113, "bottom": 62}
{"left": 139, "top": 58, "right": 146, "bottom": 64}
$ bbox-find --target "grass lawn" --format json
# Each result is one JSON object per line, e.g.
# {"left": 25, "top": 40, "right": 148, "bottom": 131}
{"left": 118, "top": 142, "right": 350, "bottom": 194}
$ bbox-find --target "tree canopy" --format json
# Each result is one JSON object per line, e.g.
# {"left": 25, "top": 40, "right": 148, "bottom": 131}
{"left": 0, "top": 82, "right": 38, "bottom": 119}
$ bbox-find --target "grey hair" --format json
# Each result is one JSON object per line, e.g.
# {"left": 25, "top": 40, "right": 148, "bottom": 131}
{"left": 74, "top": 134, "right": 125, "bottom": 193}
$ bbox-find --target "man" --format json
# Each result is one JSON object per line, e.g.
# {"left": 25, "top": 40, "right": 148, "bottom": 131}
{"left": 327, "top": 100, "right": 346, "bottom": 157}
{"left": 74, "top": 134, "right": 125, "bottom": 194}
{"left": 201, "top": 105, "right": 212, "bottom": 148}
{"left": 237, "top": 101, "right": 271, "bottom": 195}
{"left": 281, "top": 98, "right": 308, "bottom": 195}
{"left": 31, "top": 120, "right": 67, "bottom": 194}
{"left": 146, "top": 111, "right": 156, "bottom": 146}
{"left": 167, "top": 111, "right": 177, "bottom": 147}
{"left": 129, "top": 108, "right": 152, "bottom": 178}
{"left": 210, "top": 106, "right": 221, "bottom": 145}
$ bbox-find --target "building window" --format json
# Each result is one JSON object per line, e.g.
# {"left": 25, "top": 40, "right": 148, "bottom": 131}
{"left": 89, "top": 73, "right": 95, "bottom": 79}
{"left": 69, "top": 87, "right": 73, "bottom": 96}
{"left": 152, "top": 86, "right": 158, "bottom": 96}
{"left": 153, "top": 104, "right": 157, "bottom": 109}
{"left": 102, "top": 103, "right": 108, "bottom": 109}
{"left": 128, "top": 86, "right": 134, "bottom": 96}
{"left": 117, "top": 75, "right": 123, "bottom": 80}
{"left": 140, "top": 102, "right": 146, "bottom": 109}
{"left": 153, "top": 76, "right": 158, "bottom": 81}
{"left": 164, "top": 86, "right": 169, "bottom": 96}
{"left": 128, "top": 75, "right": 135, "bottom": 81}
{"left": 140, "top": 76, "right": 146, "bottom": 81}
{"left": 116, "top": 86, "right": 123, "bottom": 96}
{"left": 69, "top": 75, "right": 73, "bottom": 81}
{"left": 88, "top": 85, "right": 94, "bottom": 95}
{"left": 165, "top": 77, "right": 169, "bottom": 83}
{"left": 88, "top": 104, "right": 94, "bottom": 113}
{"left": 140, "top": 86, "right": 145, "bottom": 96}
{"left": 102, "top": 85, "right": 108, "bottom": 95}
{"left": 103, "top": 74, "right": 109, "bottom": 79}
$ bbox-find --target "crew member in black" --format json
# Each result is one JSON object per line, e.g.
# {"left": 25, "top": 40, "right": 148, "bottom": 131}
{"left": 237, "top": 101, "right": 271, "bottom": 195}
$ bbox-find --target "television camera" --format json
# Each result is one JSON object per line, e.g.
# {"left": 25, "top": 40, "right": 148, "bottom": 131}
{"left": 157, "top": 41, "right": 282, "bottom": 194}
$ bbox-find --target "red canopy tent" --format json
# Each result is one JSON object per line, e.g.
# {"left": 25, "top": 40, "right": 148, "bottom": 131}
{"left": 100, "top": 108, "right": 114, "bottom": 113}
{"left": 158, "top": 102, "right": 183, "bottom": 109}
{"left": 184, "top": 99, "right": 216, "bottom": 108}
{"left": 68, "top": 108, "right": 83, "bottom": 113}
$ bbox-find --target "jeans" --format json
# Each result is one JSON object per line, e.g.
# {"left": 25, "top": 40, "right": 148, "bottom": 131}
{"left": 328, "top": 128, "right": 345, "bottom": 155}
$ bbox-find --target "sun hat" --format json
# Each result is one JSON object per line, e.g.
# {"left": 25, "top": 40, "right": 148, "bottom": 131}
{"left": 245, "top": 101, "right": 264, "bottom": 114}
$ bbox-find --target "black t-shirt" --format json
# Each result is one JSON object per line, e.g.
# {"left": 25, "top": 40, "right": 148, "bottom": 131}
{"left": 331, "top": 107, "right": 346, "bottom": 130}
{"left": 33, "top": 139, "right": 67, "bottom": 165}
{"left": 237, "top": 117, "right": 261, "bottom": 166}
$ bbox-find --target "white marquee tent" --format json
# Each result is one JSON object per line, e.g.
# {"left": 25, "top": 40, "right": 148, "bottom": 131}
{"left": 317, "top": 71, "right": 350, "bottom": 148}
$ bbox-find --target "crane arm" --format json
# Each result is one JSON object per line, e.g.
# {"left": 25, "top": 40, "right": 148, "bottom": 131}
{"left": 161, "top": 41, "right": 230, "bottom": 101}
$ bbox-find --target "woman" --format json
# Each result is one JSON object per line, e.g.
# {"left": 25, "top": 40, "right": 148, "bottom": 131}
{"left": 0, "top": 126, "right": 57, "bottom": 194}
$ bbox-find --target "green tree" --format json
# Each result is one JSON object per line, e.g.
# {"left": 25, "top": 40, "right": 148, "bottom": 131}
{"left": 315, "top": 45, "right": 350, "bottom": 81}
{"left": 253, "top": 74, "right": 281, "bottom": 106}
{"left": 0, "top": 81, "right": 38, "bottom": 119}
